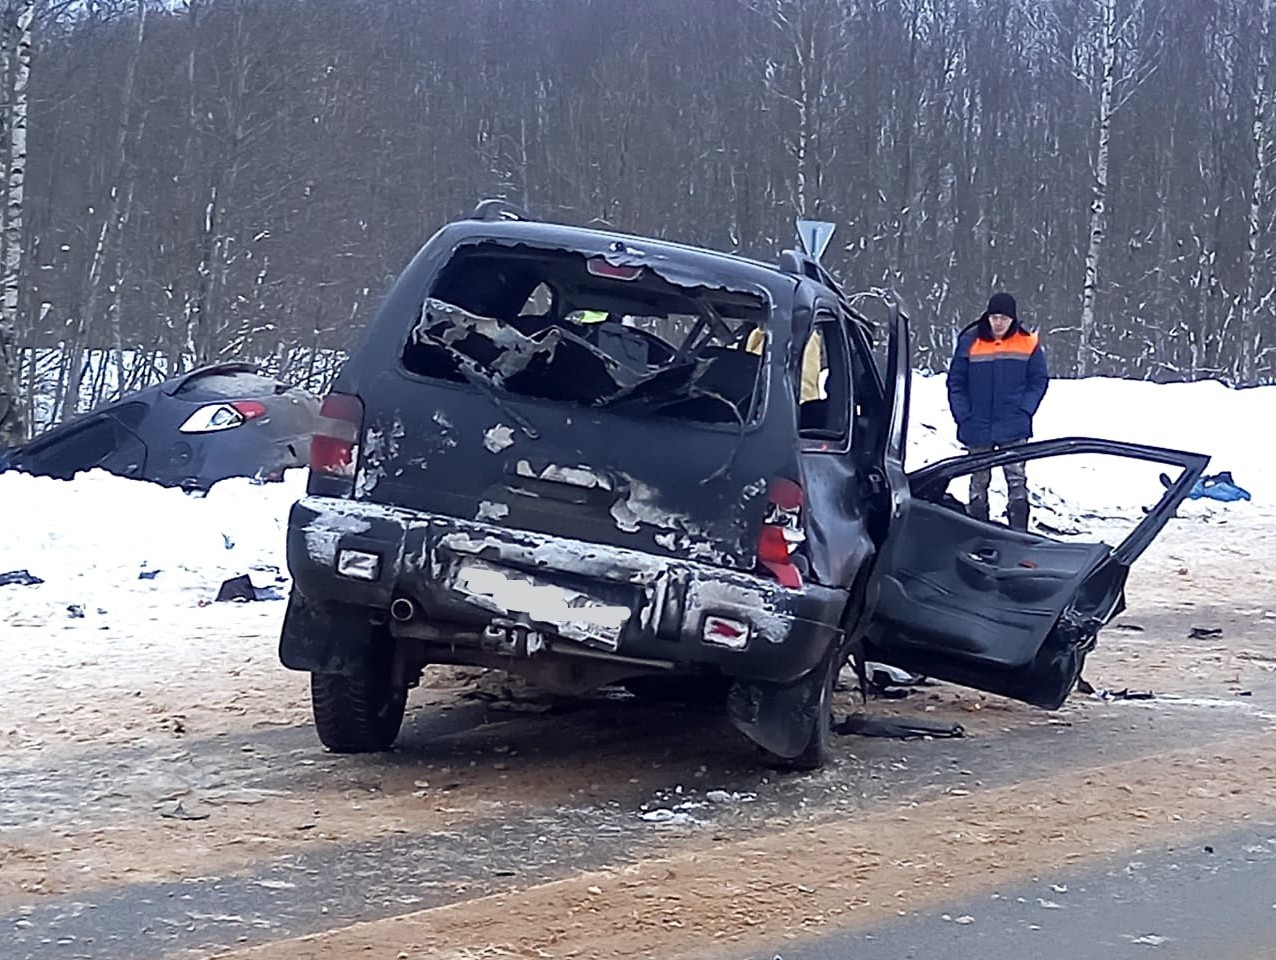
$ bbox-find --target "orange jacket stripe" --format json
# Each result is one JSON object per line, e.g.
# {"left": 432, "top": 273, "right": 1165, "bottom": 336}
{"left": 967, "top": 331, "right": 1039, "bottom": 360}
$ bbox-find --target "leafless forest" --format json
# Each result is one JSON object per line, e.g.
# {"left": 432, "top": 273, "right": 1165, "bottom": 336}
{"left": 0, "top": 0, "right": 1274, "bottom": 442}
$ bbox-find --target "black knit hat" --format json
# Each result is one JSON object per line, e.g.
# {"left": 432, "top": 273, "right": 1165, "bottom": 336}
{"left": 986, "top": 292, "right": 1017, "bottom": 320}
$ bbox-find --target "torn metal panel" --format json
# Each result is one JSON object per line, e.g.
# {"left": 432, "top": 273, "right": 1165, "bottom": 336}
{"left": 431, "top": 515, "right": 812, "bottom": 647}
{"left": 403, "top": 239, "right": 772, "bottom": 426}
{"left": 475, "top": 500, "right": 510, "bottom": 522}
{"left": 296, "top": 497, "right": 423, "bottom": 570}
{"left": 447, "top": 231, "right": 784, "bottom": 300}
{"left": 515, "top": 460, "right": 615, "bottom": 491}
{"left": 684, "top": 577, "right": 793, "bottom": 646}
{"left": 411, "top": 297, "right": 658, "bottom": 410}
{"left": 303, "top": 512, "right": 373, "bottom": 568}
{"left": 354, "top": 419, "right": 405, "bottom": 498}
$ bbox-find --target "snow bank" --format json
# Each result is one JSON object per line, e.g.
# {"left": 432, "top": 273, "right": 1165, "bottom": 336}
{"left": 0, "top": 469, "right": 302, "bottom": 625}
{"left": 1, "top": 375, "right": 1273, "bottom": 635}
{"left": 909, "top": 374, "right": 1276, "bottom": 517}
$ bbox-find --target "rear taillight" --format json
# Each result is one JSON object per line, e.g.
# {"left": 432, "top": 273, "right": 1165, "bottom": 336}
{"left": 177, "top": 399, "right": 268, "bottom": 434}
{"left": 232, "top": 400, "right": 266, "bottom": 421}
{"left": 309, "top": 392, "right": 364, "bottom": 490}
{"left": 757, "top": 526, "right": 793, "bottom": 564}
{"left": 757, "top": 478, "right": 805, "bottom": 589}
{"left": 178, "top": 398, "right": 266, "bottom": 434}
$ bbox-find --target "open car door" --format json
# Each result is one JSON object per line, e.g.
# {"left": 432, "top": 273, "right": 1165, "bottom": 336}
{"left": 860, "top": 312, "right": 1210, "bottom": 709}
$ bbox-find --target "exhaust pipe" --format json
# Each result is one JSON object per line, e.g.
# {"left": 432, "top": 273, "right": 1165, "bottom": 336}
{"left": 390, "top": 598, "right": 416, "bottom": 623}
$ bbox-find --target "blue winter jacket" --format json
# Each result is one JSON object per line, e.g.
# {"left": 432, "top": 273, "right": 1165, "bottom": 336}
{"left": 946, "top": 322, "right": 1049, "bottom": 447}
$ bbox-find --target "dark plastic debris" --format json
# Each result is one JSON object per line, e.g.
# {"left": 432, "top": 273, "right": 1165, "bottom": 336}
{"left": 66, "top": 604, "right": 85, "bottom": 619}
{"left": 1095, "top": 688, "right": 1155, "bottom": 701}
{"left": 215, "top": 574, "right": 285, "bottom": 603}
{"left": 0, "top": 569, "right": 43, "bottom": 586}
{"left": 833, "top": 713, "right": 965, "bottom": 740}
{"left": 1189, "top": 626, "right": 1223, "bottom": 639}
{"left": 138, "top": 569, "right": 162, "bottom": 581}
{"left": 160, "top": 800, "right": 209, "bottom": 821}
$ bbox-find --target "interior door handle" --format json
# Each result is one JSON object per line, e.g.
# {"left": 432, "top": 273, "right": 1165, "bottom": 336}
{"left": 972, "top": 547, "right": 999, "bottom": 564}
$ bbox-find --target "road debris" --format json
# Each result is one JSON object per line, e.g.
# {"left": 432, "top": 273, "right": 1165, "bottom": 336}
{"left": 1189, "top": 626, "right": 1224, "bottom": 639}
{"left": 639, "top": 809, "right": 699, "bottom": 826}
{"left": 834, "top": 714, "right": 965, "bottom": 740}
{"left": 160, "top": 800, "right": 210, "bottom": 821}
{"left": 705, "top": 790, "right": 757, "bottom": 804}
{"left": 1093, "top": 688, "right": 1156, "bottom": 701}
{"left": 215, "top": 574, "right": 285, "bottom": 603}
{"left": 0, "top": 569, "right": 42, "bottom": 586}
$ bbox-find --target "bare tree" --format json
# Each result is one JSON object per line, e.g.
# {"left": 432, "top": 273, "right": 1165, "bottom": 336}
{"left": 0, "top": 0, "right": 32, "bottom": 445}
{"left": 2, "top": 0, "right": 1276, "bottom": 412}
{"left": 750, "top": 0, "right": 848, "bottom": 217}
{"left": 1241, "top": 0, "right": 1274, "bottom": 384}
{"left": 58, "top": 0, "right": 146, "bottom": 421}
{"left": 1072, "top": 0, "right": 1161, "bottom": 376}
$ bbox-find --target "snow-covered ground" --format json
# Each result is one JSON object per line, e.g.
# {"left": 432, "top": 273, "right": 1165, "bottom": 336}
{"left": 909, "top": 373, "right": 1276, "bottom": 514}
{"left": 1, "top": 374, "right": 1273, "bottom": 670}
{"left": 0, "top": 470, "right": 302, "bottom": 625}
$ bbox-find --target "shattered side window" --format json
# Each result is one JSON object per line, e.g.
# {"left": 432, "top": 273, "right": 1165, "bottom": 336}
{"left": 798, "top": 316, "right": 851, "bottom": 441}
{"left": 401, "top": 244, "right": 770, "bottom": 426}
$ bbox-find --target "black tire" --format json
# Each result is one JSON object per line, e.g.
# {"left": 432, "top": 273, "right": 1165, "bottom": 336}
{"left": 763, "top": 641, "right": 843, "bottom": 772}
{"left": 779, "top": 659, "right": 834, "bottom": 771}
{"left": 310, "top": 653, "right": 407, "bottom": 753}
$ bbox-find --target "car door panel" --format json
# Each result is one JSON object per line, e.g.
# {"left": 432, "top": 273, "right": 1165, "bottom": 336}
{"left": 859, "top": 311, "right": 1210, "bottom": 709}
{"left": 870, "top": 497, "right": 1112, "bottom": 668}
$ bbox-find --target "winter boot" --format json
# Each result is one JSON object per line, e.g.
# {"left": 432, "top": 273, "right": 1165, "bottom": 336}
{"left": 1007, "top": 498, "right": 1029, "bottom": 532}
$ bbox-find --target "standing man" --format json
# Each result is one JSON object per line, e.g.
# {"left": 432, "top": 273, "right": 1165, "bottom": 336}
{"left": 946, "top": 292, "right": 1049, "bottom": 531}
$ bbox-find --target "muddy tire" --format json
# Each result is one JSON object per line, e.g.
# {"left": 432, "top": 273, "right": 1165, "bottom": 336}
{"left": 310, "top": 652, "right": 407, "bottom": 753}
{"left": 764, "top": 643, "right": 840, "bottom": 772}
{"left": 779, "top": 661, "right": 834, "bottom": 771}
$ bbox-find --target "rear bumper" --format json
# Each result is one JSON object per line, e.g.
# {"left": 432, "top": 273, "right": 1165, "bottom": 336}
{"left": 282, "top": 496, "right": 847, "bottom": 684}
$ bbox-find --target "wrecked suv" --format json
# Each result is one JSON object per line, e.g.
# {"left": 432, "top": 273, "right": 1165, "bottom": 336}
{"left": 280, "top": 203, "right": 1209, "bottom": 768}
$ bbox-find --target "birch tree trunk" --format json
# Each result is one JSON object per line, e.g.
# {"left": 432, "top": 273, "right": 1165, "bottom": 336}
{"left": 1241, "top": 0, "right": 1272, "bottom": 385}
{"left": 0, "top": 8, "right": 13, "bottom": 271}
{"left": 0, "top": 0, "right": 33, "bottom": 446}
{"left": 1077, "top": 0, "right": 1118, "bottom": 377}
{"left": 60, "top": 0, "right": 146, "bottom": 421}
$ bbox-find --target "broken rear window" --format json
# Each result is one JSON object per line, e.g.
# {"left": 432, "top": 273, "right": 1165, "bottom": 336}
{"left": 400, "top": 243, "right": 769, "bottom": 426}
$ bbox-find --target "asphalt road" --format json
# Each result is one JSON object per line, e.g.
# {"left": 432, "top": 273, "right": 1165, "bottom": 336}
{"left": 4, "top": 599, "right": 1275, "bottom": 960}
{"left": 760, "top": 822, "right": 1276, "bottom": 960}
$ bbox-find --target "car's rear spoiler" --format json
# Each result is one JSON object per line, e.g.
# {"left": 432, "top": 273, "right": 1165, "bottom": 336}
{"left": 161, "top": 362, "right": 262, "bottom": 396}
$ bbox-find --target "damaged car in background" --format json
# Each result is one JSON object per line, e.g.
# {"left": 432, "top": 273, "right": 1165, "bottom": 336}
{"left": 279, "top": 201, "right": 1209, "bottom": 769}
{"left": 1, "top": 363, "right": 320, "bottom": 491}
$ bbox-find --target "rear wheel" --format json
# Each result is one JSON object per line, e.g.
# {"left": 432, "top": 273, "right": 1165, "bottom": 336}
{"left": 310, "top": 648, "right": 407, "bottom": 753}
{"left": 776, "top": 658, "right": 834, "bottom": 771}
{"left": 763, "top": 640, "right": 844, "bottom": 772}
